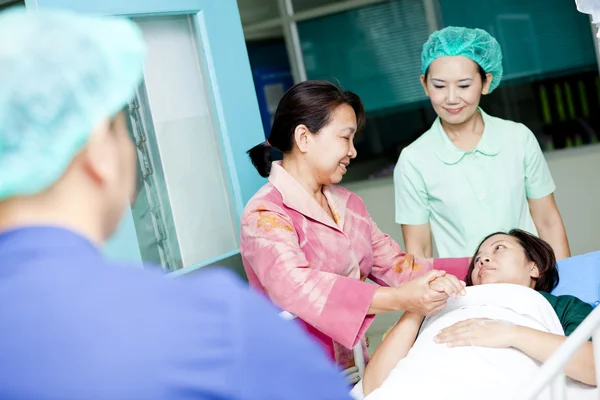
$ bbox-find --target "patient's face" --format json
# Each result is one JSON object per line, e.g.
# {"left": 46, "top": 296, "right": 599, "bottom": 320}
{"left": 470, "top": 234, "right": 539, "bottom": 288}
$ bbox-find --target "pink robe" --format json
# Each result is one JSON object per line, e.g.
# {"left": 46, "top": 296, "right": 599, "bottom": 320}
{"left": 240, "top": 162, "right": 469, "bottom": 368}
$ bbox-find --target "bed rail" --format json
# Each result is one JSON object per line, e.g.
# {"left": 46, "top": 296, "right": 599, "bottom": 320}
{"left": 519, "top": 304, "right": 600, "bottom": 399}
{"left": 279, "top": 310, "right": 365, "bottom": 383}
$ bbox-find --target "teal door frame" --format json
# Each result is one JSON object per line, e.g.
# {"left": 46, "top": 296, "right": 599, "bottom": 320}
{"left": 24, "top": 0, "right": 266, "bottom": 271}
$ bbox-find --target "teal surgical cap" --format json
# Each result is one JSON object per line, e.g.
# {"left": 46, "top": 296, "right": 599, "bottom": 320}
{"left": 0, "top": 7, "right": 146, "bottom": 200}
{"left": 421, "top": 26, "right": 503, "bottom": 93}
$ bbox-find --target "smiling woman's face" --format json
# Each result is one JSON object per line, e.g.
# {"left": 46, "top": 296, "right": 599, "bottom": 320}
{"left": 421, "top": 56, "right": 492, "bottom": 126}
{"left": 470, "top": 234, "right": 540, "bottom": 288}
{"left": 302, "top": 103, "right": 358, "bottom": 185}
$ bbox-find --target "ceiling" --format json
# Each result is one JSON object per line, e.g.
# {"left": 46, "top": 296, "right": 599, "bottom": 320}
{"left": 0, "top": 0, "right": 338, "bottom": 40}
{"left": 0, "top": 0, "right": 344, "bottom": 21}
{"left": 237, "top": 0, "right": 279, "bottom": 26}
{"left": 236, "top": 0, "right": 349, "bottom": 40}
{"left": 237, "top": 0, "right": 348, "bottom": 26}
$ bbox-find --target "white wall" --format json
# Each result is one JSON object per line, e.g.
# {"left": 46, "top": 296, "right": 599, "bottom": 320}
{"left": 345, "top": 144, "right": 600, "bottom": 257}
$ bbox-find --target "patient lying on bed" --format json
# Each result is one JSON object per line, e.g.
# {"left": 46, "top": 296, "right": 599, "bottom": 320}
{"left": 360, "top": 229, "right": 596, "bottom": 400}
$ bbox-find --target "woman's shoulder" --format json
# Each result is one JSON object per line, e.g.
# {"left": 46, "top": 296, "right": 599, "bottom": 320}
{"left": 242, "top": 182, "right": 287, "bottom": 218}
{"left": 539, "top": 291, "right": 594, "bottom": 336}
{"left": 539, "top": 291, "right": 593, "bottom": 306}
{"left": 394, "top": 135, "right": 438, "bottom": 175}
{"left": 402, "top": 124, "right": 440, "bottom": 156}
{"left": 331, "top": 184, "right": 366, "bottom": 207}
{"left": 483, "top": 111, "right": 534, "bottom": 140}
{"left": 326, "top": 185, "right": 372, "bottom": 219}
{"left": 538, "top": 291, "right": 594, "bottom": 317}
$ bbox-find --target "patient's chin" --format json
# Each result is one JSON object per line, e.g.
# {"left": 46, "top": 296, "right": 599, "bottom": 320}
{"left": 479, "top": 277, "right": 501, "bottom": 286}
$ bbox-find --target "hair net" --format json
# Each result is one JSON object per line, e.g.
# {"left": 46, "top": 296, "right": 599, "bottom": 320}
{"left": 421, "top": 26, "right": 503, "bottom": 93}
{"left": 0, "top": 7, "right": 146, "bottom": 200}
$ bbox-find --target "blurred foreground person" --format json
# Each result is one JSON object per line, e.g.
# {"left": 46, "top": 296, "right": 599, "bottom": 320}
{"left": 0, "top": 8, "right": 352, "bottom": 400}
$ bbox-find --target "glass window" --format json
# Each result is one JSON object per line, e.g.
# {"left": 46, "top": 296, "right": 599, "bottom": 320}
{"left": 241, "top": 0, "right": 600, "bottom": 183}
{"left": 129, "top": 15, "right": 240, "bottom": 271}
{"left": 299, "top": 0, "right": 429, "bottom": 111}
{"left": 294, "top": 0, "right": 600, "bottom": 182}
{"left": 126, "top": 86, "right": 182, "bottom": 271}
{"left": 439, "top": 0, "right": 599, "bottom": 152}
{"left": 292, "top": 0, "right": 351, "bottom": 13}
{"left": 0, "top": 1, "right": 24, "bottom": 11}
{"left": 296, "top": 0, "right": 434, "bottom": 181}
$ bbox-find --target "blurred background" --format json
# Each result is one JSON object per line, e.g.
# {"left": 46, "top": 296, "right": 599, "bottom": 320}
{"left": 240, "top": 0, "right": 600, "bottom": 181}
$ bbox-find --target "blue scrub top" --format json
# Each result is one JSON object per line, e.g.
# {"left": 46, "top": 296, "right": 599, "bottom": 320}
{"left": 0, "top": 226, "right": 351, "bottom": 400}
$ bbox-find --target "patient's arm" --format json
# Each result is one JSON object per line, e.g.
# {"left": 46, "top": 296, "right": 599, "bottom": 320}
{"left": 362, "top": 312, "right": 425, "bottom": 396}
{"left": 436, "top": 318, "right": 596, "bottom": 386}
{"left": 511, "top": 326, "right": 595, "bottom": 386}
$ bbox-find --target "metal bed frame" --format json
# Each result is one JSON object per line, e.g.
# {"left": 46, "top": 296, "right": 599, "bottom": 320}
{"left": 519, "top": 304, "right": 600, "bottom": 399}
{"left": 279, "top": 311, "right": 365, "bottom": 385}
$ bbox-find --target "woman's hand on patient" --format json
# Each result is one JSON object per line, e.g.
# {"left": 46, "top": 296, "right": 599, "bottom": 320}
{"left": 434, "top": 318, "right": 517, "bottom": 348}
{"left": 429, "top": 274, "right": 466, "bottom": 299}
{"left": 435, "top": 318, "right": 597, "bottom": 386}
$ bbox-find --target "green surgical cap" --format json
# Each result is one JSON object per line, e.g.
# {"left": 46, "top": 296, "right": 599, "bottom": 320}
{"left": 0, "top": 7, "right": 146, "bottom": 200}
{"left": 421, "top": 26, "right": 503, "bottom": 93}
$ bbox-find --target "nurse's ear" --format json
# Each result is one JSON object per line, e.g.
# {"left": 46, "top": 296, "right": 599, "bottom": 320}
{"left": 294, "top": 124, "right": 311, "bottom": 153}
{"left": 528, "top": 261, "right": 540, "bottom": 279}
{"left": 80, "top": 117, "right": 116, "bottom": 186}
{"left": 420, "top": 75, "right": 430, "bottom": 97}
{"left": 481, "top": 73, "right": 493, "bottom": 95}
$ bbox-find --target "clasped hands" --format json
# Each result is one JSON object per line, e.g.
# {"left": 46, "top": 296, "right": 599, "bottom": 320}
{"left": 400, "top": 270, "right": 516, "bottom": 348}
{"left": 397, "top": 271, "right": 518, "bottom": 349}
{"left": 428, "top": 270, "right": 466, "bottom": 300}
{"left": 427, "top": 273, "right": 518, "bottom": 348}
{"left": 399, "top": 269, "right": 466, "bottom": 316}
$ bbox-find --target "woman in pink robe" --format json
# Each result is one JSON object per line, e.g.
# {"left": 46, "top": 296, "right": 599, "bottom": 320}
{"left": 240, "top": 81, "right": 470, "bottom": 369}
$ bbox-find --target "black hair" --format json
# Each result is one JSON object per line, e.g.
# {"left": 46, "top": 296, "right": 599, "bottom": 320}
{"left": 424, "top": 63, "right": 488, "bottom": 85}
{"left": 465, "top": 229, "right": 559, "bottom": 293}
{"left": 246, "top": 80, "right": 365, "bottom": 178}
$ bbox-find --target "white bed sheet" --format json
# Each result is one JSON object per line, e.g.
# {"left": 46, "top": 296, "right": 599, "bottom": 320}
{"left": 353, "top": 284, "right": 596, "bottom": 400}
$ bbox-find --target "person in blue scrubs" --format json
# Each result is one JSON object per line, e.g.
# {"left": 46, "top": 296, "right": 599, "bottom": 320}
{"left": 0, "top": 8, "right": 352, "bottom": 400}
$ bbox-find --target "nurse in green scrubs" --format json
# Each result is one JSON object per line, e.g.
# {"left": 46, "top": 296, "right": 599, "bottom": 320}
{"left": 394, "top": 26, "right": 571, "bottom": 260}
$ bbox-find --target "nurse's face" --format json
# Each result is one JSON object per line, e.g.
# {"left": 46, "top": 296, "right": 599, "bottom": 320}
{"left": 300, "top": 104, "right": 358, "bottom": 185}
{"left": 421, "top": 56, "right": 492, "bottom": 125}
{"left": 470, "top": 234, "right": 539, "bottom": 288}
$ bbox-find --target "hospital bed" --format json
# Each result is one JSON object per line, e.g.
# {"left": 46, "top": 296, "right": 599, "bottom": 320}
{"left": 279, "top": 250, "right": 600, "bottom": 398}
{"left": 520, "top": 250, "right": 600, "bottom": 399}
{"left": 279, "top": 310, "right": 365, "bottom": 385}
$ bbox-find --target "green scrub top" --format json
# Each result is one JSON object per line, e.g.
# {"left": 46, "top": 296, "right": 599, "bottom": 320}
{"left": 539, "top": 292, "right": 594, "bottom": 337}
{"left": 394, "top": 109, "right": 555, "bottom": 257}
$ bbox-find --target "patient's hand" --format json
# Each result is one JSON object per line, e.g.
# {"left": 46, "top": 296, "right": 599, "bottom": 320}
{"left": 434, "top": 318, "right": 517, "bottom": 348}
{"left": 429, "top": 275, "right": 466, "bottom": 299}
